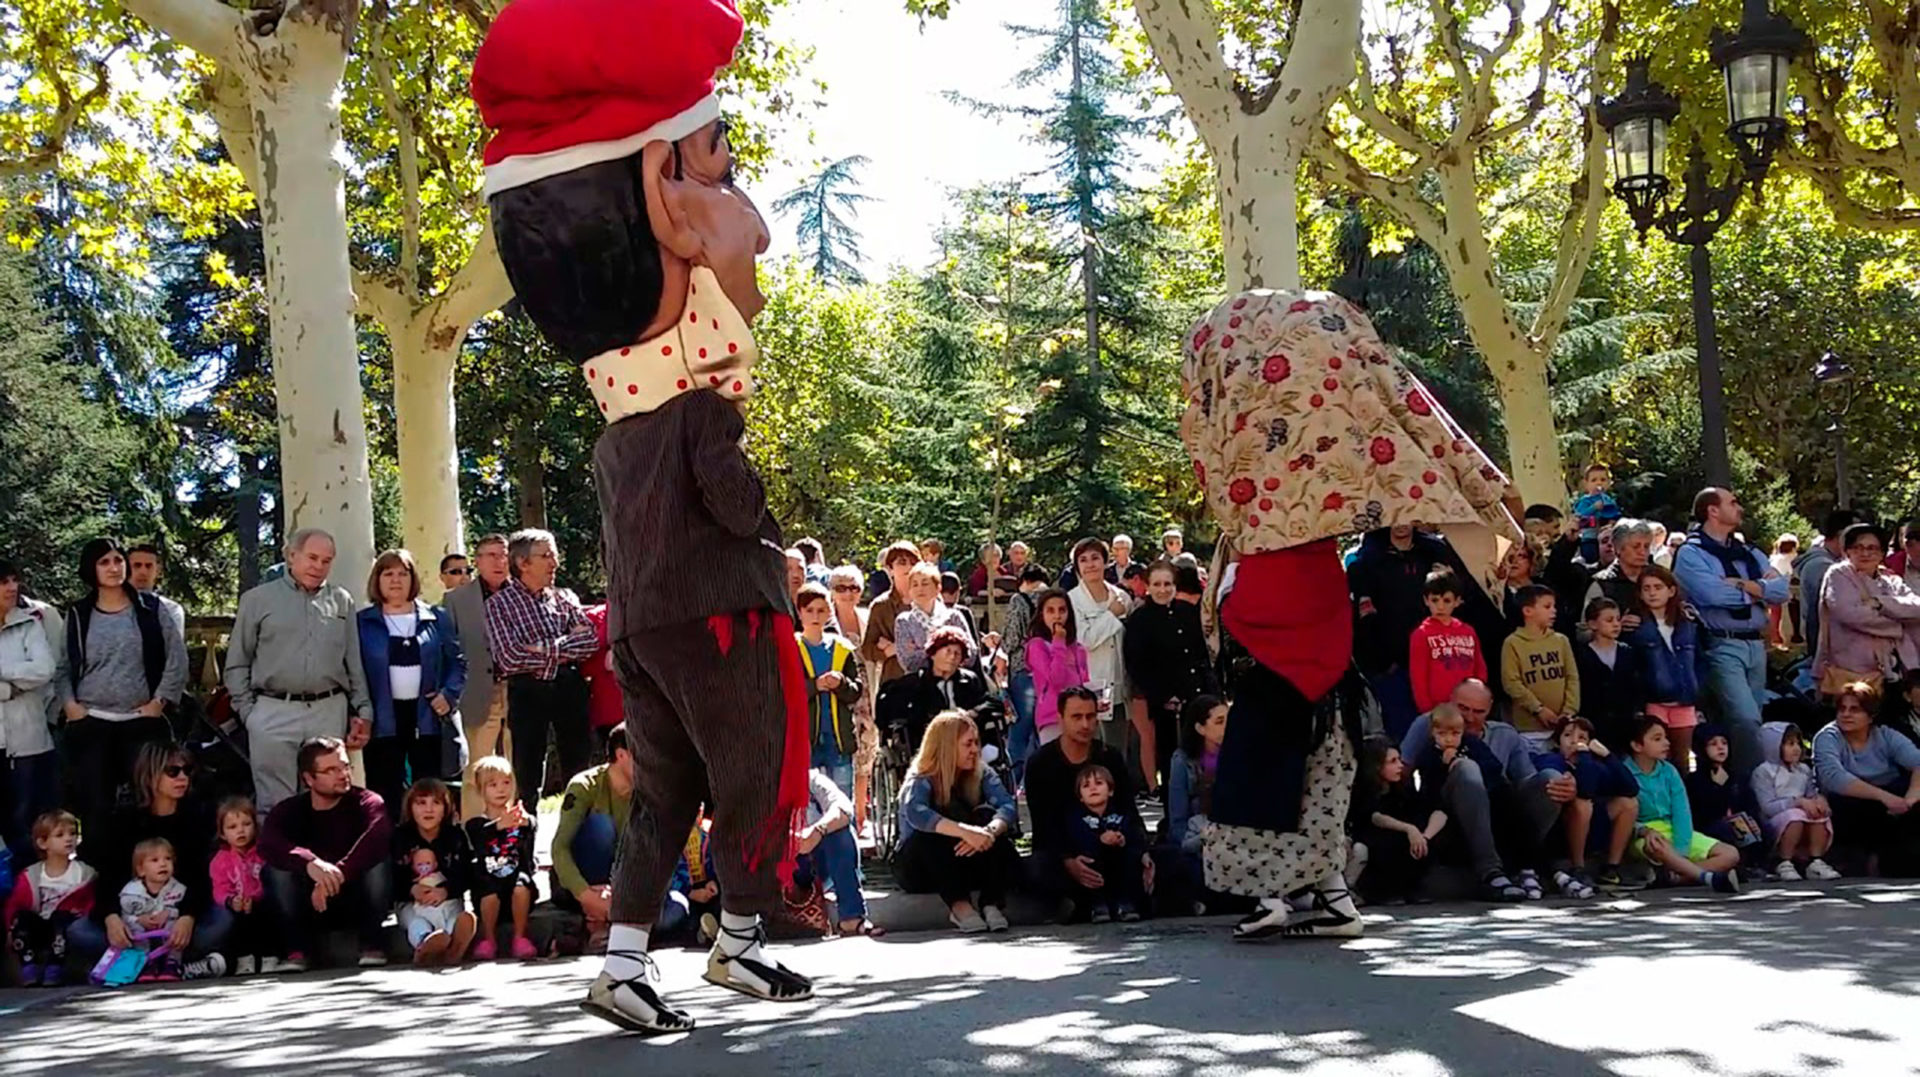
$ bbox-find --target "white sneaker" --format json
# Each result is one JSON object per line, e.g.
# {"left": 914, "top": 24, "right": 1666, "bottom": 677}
{"left": 1805, "top": 858, "right": 1842, "bottom": 880}
{"left": 182, "top": 953, "right": 227, "bottom": 980}
{"left": 259, "top": 956, "right": 282, "bottom": 974}
{"left": 948, "top": 908, "right": 989, "bottom": 934}
{"left": 981, "top": 906, "right": 1009, "bottom": 933}
{"left": 236, "top": 955, "right": 257, "bottom": 976}
{"left": 1775, "top": 860, "right": 1802, "bottom": 881}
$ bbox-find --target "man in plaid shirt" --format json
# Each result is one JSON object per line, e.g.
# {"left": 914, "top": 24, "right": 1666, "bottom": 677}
{"left": 485, "top": 528, "right": 600, "bottom": 806}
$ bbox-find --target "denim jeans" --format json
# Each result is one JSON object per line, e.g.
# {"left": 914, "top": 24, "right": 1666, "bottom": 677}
{"left": 1368, "top": 666, "right": 1418, "bottom": 743}
{"left": 1006, "top": 671, "right": 1038, "bottom": 781}
{"left": 3, "top": 750, "right": 60, "bottom": 864}
{"left": 67, "top": 902, "right": 233, "bottom": 961}
{"left": 810, "top": 742, "right": 854, "bottom": 799}
{"left": 265, "top": 861, "right": 393, "bottom": 954}
{"left": 1701, "top": 635, "right": 1767, "bottom": 775}
{"left": 571, "top": 811, "right": 617, "bottom": 887}
{"left": 802, "top": 825, "right": 866, "bottom": 920}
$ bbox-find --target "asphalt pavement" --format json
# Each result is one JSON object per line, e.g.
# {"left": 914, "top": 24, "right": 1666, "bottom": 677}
{"left": 2, "top": 880, "right": 1916, "bottom": 1076}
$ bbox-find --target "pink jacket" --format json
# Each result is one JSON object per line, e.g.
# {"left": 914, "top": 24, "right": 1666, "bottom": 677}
{"left": 1027, "top": 636, "right": 1090, "bottom": 732}
{"left": 210, "top": 846, "right": 265, "bottom": 907}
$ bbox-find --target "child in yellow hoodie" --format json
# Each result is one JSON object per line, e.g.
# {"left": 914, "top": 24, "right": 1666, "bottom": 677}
{"left": 1501, "top": 585, "right": 1580, "bottom": 732}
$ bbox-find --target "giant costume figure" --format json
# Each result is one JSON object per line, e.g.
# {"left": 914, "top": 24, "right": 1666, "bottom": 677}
{"left": 1180, "top": 290, "right": 1522, "bottom": 939}
{"left": 472, "top": 0, "right": 813, "bottom": 1033}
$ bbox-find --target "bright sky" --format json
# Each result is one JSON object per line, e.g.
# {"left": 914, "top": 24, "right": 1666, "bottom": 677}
{"left": 756, "top": 0, "right": 1059, "bottom": 275}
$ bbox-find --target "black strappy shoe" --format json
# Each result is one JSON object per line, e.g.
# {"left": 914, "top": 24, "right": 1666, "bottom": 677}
{"left": 581, "top": 950, "right": 697, "bottom": 1035}
{"left": 704, "top": 921, "right": 815, "bottom": 1002}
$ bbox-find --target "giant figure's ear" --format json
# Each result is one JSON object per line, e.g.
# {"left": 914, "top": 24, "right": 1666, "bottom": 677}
{"left": 640, "top": 140, "right": 703, "bottom": 263}
{"left": 637, "top": 131, "right": 769, "bottom": 325}
{"left": 635, "top": 140, "right": 696, "bottom": 337}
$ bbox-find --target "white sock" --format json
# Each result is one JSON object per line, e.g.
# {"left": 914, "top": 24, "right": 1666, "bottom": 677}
{"left": 603, "top": 925, "right": 651, "bottom": 982}
{"left": 716, "top": 911, "right": 764, "bottom": 962}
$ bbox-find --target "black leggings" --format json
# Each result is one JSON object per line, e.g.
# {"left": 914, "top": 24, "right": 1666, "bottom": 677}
{"left": 1830, "top": 787, "right": 1920, "bottom": 875}
{"left": 363, "top": 706, "right": 441, "bottom": 820}
{"left": 892, "top": 815, "right": 1018, "bottom": 908}
{"left": 506, "top": 670, "right": 591, "bottom": 807}
{"left": 8, "top": 910, "right": 77, "bottom": 965}
{"left": 66, "top": 715, "right": 172, "bottom": 840}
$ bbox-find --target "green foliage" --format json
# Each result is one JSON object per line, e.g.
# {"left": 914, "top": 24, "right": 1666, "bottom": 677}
{"left": 0, "top": 241, "right": 140, "bottom": 599}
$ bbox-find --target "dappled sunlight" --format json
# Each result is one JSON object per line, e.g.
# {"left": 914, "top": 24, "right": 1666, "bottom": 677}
{"left": 0, "top": 885, "right": 1915, "bottom": 1075}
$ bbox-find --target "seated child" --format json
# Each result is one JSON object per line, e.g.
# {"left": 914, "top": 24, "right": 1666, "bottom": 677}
{"left": 393, "top": 778, "right": 478, "bottom": 966}
{"left": 1624, "top": 716, "right": 1742, "bottom": 893}
{"left": 1350, "top": 736, "right": 1444, "bottom": 903}
{"left": 1069, "top": 764, "right": 1147, "bottom": 922}
{"left": 1414, "top": 704, "right": 1539, "bottom": 901}
{"left": 210, "top": 797, "right": 270, "bottom": 975}
{"left": 1684, "top": 723, "right": 1764, "bottom": 860}
{"left": 465, "top": 756, "right": 540, "bottom": 961}
{"left": 118, "top": 838, "right": 189, "bottom": 979}
{"left": 1752, "top": 721, "right": 1841, "bottom": 881}
{"left": 1531, "top": 718, "right": 1639, "bottom": 896}
{"left": 1166, "top": 696, "right": 1226, "bottom": 913}
{"left": 3, "top": 810, "right": 96, "bottom": 986}
{"left": 663, "top": 811, "right": 719, "bottom": 943}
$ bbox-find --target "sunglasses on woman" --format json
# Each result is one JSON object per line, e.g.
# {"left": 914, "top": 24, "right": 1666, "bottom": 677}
{"left": 163, "top": 764, "right": 195, "bottom": 779}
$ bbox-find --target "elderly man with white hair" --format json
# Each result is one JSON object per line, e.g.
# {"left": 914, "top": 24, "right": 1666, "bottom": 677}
{"left": 225, "top": 528, "right": 374, "bottom": 812}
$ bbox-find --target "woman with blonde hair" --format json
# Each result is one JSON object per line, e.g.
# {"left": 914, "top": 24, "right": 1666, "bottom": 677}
{"left": 891, "top": 710, "right": 1019, "bottom": 933}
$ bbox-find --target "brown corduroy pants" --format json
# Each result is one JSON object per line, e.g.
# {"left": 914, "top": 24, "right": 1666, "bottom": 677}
{"left": 608, "top": 611, "right": 789, "bottom": 923}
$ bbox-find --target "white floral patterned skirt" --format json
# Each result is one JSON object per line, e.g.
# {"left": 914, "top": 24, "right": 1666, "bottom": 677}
{"left": 1203, "top": 726, "right": 1356, "bottom": 898}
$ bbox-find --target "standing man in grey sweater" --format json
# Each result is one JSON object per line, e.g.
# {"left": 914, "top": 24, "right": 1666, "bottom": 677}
{"left": 445, "top": 534, "right": 508, "bottom": 818}
{"left": 224, "top": 529, "right": 372, "bottom": 813}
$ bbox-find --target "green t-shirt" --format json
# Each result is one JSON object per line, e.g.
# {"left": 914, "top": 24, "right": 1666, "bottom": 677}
{"left": 550, "top": 763, "right": 631, "bottom": 896}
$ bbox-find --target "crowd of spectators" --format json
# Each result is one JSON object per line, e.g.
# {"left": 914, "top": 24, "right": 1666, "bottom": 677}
{"left": 3, "top": 475, "right": 1917, "bottom": 987}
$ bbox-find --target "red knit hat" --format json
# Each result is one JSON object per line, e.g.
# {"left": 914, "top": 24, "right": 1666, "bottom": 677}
{"left": 472, "top": 0, "right": 743, "bottom": 195}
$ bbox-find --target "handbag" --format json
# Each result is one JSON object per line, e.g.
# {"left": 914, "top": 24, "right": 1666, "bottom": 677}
{"left": 765, "top": 875, "right": 831, "bottom": 940}
{"left": 437, "top": 706, "right": 469, "bottom": 780}
{"left": 90, "top": 930, "right": 170, "bottom": 987}
{"left": 1817, "top": 574, "right": 1889, "bottom": 696}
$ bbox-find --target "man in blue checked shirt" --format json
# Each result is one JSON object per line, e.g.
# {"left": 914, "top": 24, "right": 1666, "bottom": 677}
{"left": 1672, "top": 487, "right": 1789, "bottom": 777}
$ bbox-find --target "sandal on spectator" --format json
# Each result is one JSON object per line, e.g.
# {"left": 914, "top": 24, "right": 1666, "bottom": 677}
{"left": 1516, "top": 868, "right": 1545, "bottom": 901}
{"left": 839, "top": 918, "right": 886, "bottom": 938}
{"left": 1553, "top": 870, "right": 1596, "bottom": 899}
{"left": 1481, "top": 872, "right": 1526, "bottom": 902}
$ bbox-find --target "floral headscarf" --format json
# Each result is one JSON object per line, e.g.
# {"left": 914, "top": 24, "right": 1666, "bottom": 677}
{"left": 1181, "top": 289, "right": 1521, "bottom": 589}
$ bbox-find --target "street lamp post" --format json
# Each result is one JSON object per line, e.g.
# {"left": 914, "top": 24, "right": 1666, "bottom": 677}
{"left": 1813, "top": 352, "right": 1855, "bottom": 508}
{"left": 1596, "top": 0, "right": 1808, "bottom": 489}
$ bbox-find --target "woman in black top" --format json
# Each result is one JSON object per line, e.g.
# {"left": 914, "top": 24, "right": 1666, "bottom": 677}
{"left": 880, "top": 628, "right": 1000, "bottom": 755}
{"left": 69, "top": 742, "right": 231, "bottom": 969}
{"left": 1123, "top": 561, "right": 1218, "bottom": 793}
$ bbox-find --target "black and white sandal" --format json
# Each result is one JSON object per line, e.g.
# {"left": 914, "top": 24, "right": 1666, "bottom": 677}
{"left": 580, "top": 950, "right": 696, "bottom": 1035}
{"left": 1232, "top": 898, "right": 1294, "bottom": 942}
{"left": 704, "top": 922, "right": 814, "bottom": 1002}
{"left": 1273, "top": 880, "right": 1364, "bottom": 939}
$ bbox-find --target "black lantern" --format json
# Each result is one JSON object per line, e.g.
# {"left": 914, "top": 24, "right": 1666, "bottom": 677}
{"left": 1813, "top": 352, "right": 1853, "bottom": 385}
{"left": 1596, "top": 58, "right": 1682, "bottom": 223}
{"left": 1710, "top": 0, "right": 1809, "bottom": 173}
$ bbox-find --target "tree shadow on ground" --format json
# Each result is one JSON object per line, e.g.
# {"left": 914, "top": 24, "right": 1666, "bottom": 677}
{"left": 1, "top": 881, "right": 1915, "bottom": 1076}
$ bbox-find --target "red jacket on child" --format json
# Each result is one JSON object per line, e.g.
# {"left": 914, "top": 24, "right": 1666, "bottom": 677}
{"left": 1409, "top": 616, "right": 1488, "bottom": 714}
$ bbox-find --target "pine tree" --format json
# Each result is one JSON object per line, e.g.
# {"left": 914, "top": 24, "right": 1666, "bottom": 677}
{"left": 772, "top": 155, "right": 875, "bottom": 286}
{"left": 952, "top": 0, "right": 1183, "bottom": 552}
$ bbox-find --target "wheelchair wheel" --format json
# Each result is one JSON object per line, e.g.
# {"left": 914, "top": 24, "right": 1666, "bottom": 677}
{"left": 870, "top": 749, "right": 902, "bottom": 858}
